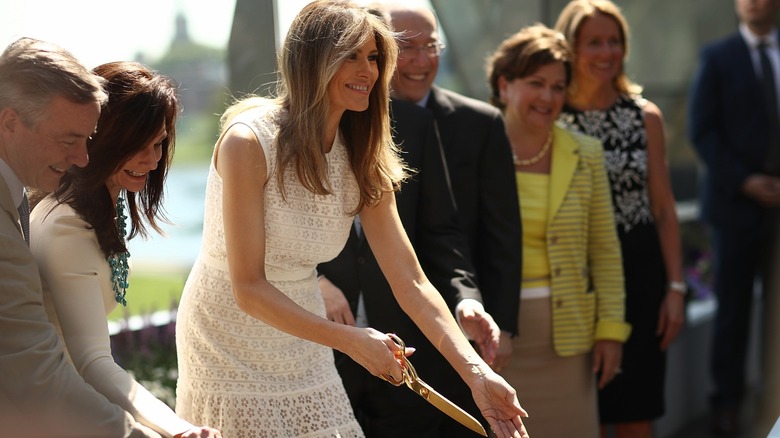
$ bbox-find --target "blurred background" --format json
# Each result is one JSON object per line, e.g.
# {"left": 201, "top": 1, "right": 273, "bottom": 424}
{"left": 1, "top": 1, "right": 771, "bottom": 436}
{"left": 0, "top": 0, "right": 727, "bottom": 280}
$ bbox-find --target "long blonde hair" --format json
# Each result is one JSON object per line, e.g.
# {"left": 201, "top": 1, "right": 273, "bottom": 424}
{"left": 555, "top": 0, "right": 642, "bottom": 97}
{"left": 223, "top": 0, "right": 406, "bottom": 212}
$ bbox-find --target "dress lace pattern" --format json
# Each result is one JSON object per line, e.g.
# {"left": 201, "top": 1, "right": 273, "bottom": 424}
{"left": 559, "top": 95, "right": 653, "bottom": 233}
{"left": 175, "top": 103, "right": 363, "bottom": 437}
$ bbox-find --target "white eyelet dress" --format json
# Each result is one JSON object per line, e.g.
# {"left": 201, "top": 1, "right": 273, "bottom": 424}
{"left": 175, "top": 103, "right": 364, "bottom": 438}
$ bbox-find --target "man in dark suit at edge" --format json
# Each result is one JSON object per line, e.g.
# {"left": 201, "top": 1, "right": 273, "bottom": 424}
{"left": 688, "top": 0, "right": 780, "bottom": 434}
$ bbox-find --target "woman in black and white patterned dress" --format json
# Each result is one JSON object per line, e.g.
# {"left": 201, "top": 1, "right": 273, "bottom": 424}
{"left": 556, "top": 1, "right": 686, "bottom": 437}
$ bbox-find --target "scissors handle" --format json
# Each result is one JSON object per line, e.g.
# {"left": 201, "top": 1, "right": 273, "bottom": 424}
{"left": 379, "top": 333, "right": 407, "bottom": 386}
{"left": 386, "top": 333, "right": 419, "bottom": 384}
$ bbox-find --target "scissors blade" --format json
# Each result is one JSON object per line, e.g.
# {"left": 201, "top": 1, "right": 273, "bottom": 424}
{"left": 409, "top": 378, "right": 488, "bottom": 436}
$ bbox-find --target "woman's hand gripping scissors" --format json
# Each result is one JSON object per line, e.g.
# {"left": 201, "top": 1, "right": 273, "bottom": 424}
{"left": 379, "top": 333, "right": 488, "bottom": 437}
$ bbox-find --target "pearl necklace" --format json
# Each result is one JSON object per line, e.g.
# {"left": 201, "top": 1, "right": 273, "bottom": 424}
{"left": 513, "top": 130, "right": 553, "bottom": 167}
{"left": 108, "top": 195, "right": 130, "bottom": 306}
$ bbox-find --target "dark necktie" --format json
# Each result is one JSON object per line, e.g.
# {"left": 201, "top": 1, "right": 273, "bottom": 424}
{"left": 758, "top": 40, "right": 780, "bottom": 174}
{"left": 17, "top": 193, "right": 30, "bottom": 245}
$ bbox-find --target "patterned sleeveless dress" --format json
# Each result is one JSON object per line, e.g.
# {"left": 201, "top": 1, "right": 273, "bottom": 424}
{"left": 559, "top": 94, "right": 667, "bottom": 422}
{"left": 175, "top": 103, "right": 364, "bottom": 437}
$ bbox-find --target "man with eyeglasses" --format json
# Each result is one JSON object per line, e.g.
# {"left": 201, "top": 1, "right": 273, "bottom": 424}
{"left": 386, "top": 3, "right": 523, "bottom": 437}
{"left": 398, "top": 39, "right": 446, "bottom": 59}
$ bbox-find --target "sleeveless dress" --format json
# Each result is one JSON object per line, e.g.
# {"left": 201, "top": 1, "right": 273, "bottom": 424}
{"left": 175, "top": 103, "right": 365, "bottom": 437}
{"left": 559, "top": 94, "right": 667, "bottom": 422}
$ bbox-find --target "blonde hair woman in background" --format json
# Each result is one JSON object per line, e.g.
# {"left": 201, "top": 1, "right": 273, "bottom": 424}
{"left": 556, "top": 1, "right": 686, "bottom": 437}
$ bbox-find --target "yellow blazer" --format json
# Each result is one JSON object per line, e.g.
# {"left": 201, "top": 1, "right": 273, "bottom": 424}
{"left": 545, "top": 124, "right": 630, "bottom": 356}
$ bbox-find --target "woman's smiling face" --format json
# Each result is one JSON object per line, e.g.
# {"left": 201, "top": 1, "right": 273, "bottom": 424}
{"left": 328, "top": 38, "right": 380, "bottom": 115}
{"left": 501, "top": 61, "right": 568, "bottom": 131}
{"left": 574, "top": 12, "right": 624, "bottom": 87}
{"left": 106, "top": 128, "right": 166, "bottom": 199}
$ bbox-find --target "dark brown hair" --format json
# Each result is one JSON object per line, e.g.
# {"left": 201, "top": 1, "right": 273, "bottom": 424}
{"left": 53, "top": 61, "right": 180, "bottom": 257}
{"left": 486, "top": 24, "right": 572, "bottom": 111}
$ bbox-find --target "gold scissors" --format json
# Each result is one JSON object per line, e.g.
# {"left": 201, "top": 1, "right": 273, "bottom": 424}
{"left": 380, "top": 333, "right": 488, "bottom": 437}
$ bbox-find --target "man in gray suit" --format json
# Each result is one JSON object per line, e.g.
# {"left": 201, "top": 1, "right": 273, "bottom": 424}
{"left": 0, "top": 37, "right": 159, "bottom": 437}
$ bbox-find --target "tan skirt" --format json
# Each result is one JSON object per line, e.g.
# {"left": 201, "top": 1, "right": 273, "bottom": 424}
{"left": 501, "top": 298, "right": 599, "bottom": 438}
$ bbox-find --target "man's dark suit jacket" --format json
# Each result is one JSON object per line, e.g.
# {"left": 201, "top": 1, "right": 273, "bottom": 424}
{"left": 425, "top": 86, "right": 522, "bottom": 335}
{"left": 688, "top": 31, "right": 779, "bottom": 228}
{"left": 317, "top": 98, "right": 480, "bottom": 384}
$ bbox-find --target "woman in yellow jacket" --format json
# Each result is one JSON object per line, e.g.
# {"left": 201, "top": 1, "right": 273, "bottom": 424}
{"left": 486, "top": 24, "right": 630, "bottom": 438}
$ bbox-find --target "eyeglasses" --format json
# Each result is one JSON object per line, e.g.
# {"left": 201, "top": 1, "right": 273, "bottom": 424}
{"left": 398, "top": 41, "right": 446, "bottom": 60}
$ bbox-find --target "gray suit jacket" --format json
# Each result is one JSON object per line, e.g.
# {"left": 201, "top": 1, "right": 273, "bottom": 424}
{"left": 0, "top": 177, "right": 158, "bottom": 437}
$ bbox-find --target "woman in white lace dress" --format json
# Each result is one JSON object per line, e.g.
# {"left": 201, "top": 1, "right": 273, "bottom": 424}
{"left": 175, "top": 2, "right": 529, "bottom": 437}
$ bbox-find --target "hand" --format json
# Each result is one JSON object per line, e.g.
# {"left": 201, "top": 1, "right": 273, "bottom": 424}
{"left": 657, "top": 290, "right": 685, "bottom": 350}
{"left": 592, "top": 340, "right": 622, "bottom": 389}
{"left": 343, "top": 328, "right": 407, "bottom": 384}
{"left": 492, "top": 331, "right": 513, "bottom": 373}
{"left": 469, "top": 368, "right": 529, "bottom": 438}
{"left": 458, "top": 302, "right": 500, "bottom": 365}
{"left": 318, "top": 276, "right": 355, "bottom": 325}
{"left": 174, "top": 427, "right": 222, "bottom": 438}
{"left": 742, "top": 175, "right": 780, "bottom": 207}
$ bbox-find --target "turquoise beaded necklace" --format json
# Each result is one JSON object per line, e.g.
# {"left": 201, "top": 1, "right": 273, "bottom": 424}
{"left": 108, "top": 195, "right": 130, "bottom": 306}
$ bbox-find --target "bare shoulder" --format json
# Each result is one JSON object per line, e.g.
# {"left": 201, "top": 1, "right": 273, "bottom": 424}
{"left": 638, "top": 98, "right": 667, "bottom": 154}
{"left": 639, "top": 99, "right": 664, "bottom": 126}
{"left": 216, "top": 122, "right": 265, "bottom": 177}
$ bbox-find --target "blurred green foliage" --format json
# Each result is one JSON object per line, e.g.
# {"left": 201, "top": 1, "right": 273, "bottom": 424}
{"left": 108, "top": 271, "right": 186, "bottom": 321}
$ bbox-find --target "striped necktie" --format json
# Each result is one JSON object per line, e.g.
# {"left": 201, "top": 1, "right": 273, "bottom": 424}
{"left": 18, "top": 193, "right": 29, "bottom": 245}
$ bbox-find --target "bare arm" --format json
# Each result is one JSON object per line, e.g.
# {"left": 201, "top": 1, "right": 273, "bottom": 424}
{"left": 215, "top": 124, "right": 404, "bottom": 381}
{"left": 644, "top": 102, "right": 685, "bottom": 350}
{"left": 359, "top": 190, "right": 528, "bottom": 438}
{"left": 359, "top": 190, "right": 479, "bottom": 375}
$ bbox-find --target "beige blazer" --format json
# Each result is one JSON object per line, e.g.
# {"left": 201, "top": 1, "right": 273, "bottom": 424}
{"left": 0, "top": 177, "right": 159, "bottom": 437}
{"left": 32, "top": 196, "right": 194, "bottom": 436}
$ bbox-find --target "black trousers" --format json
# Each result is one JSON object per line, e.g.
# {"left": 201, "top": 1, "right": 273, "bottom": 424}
{"left": 710, "top": 208, "right": 779, "bottom": 410}
{"left": 335, "top": 351, "right": 442, "bottom": 437}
